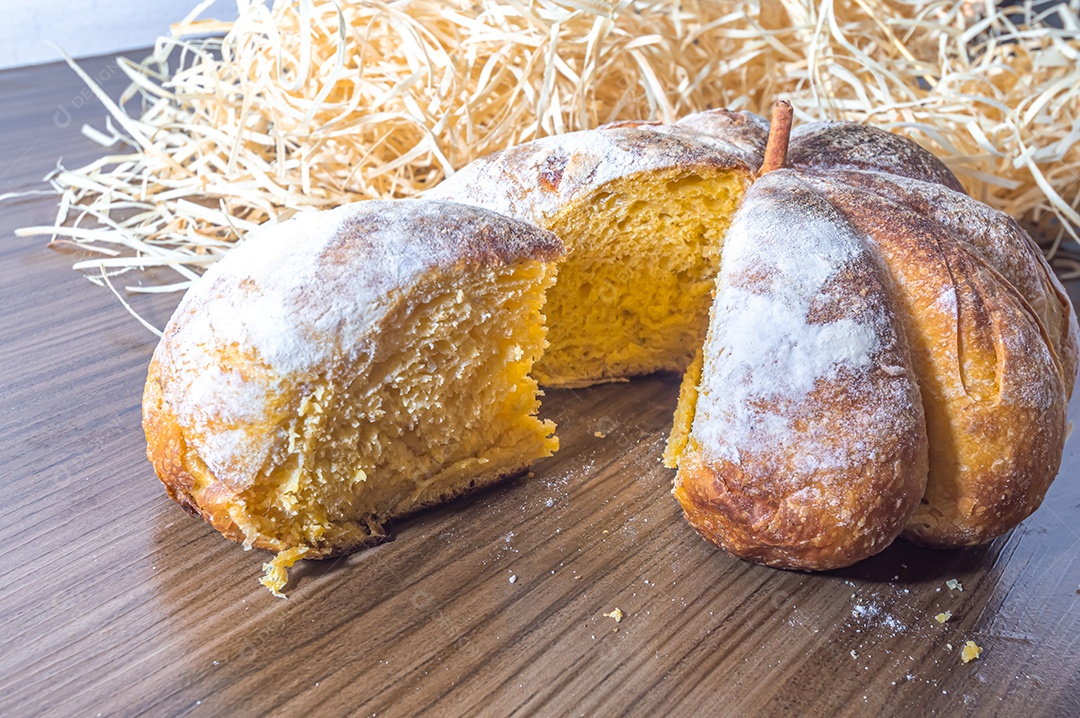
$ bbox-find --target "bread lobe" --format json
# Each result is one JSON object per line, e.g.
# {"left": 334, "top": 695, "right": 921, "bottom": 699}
{"left": 805, "top": 168, "right": 1079, "bottom": 395}
{"left": 674, "top": 171, "right": 928, "bottom": 569}
{"left": 426, "top": 123, "right": 757, "bottom": 225}
{"left": 806, "top": 178, "right": 1069, "bottom": 546}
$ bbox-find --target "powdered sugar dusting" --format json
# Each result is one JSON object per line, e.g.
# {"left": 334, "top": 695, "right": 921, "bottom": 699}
{"left": 715, "top": 281, "right": 879, "bottom": 404}
{"left": 694, "top": 172, "right": 900, "bottom": 470}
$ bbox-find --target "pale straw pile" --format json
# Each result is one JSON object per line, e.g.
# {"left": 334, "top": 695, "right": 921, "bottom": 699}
{"left": 10, "top": 0, "right": 1080, "bottom": 322}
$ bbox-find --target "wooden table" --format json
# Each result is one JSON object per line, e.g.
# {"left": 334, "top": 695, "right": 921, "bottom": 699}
{"left": 2, "top": 54, "right": 1078, "bottom": 718}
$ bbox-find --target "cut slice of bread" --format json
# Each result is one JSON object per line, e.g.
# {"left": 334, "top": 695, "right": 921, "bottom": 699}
{"left": 143, "top": 200, "right": 563, "bottom": 594}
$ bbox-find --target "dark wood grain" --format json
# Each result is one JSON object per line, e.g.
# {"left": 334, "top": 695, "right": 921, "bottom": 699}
{"left": 2, "top": 54, "right": 1079, "bottom": 718}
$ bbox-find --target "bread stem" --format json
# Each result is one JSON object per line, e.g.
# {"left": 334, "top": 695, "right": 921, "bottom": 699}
{"left": 759, "top": 100, "right": 793, "bottom": 175}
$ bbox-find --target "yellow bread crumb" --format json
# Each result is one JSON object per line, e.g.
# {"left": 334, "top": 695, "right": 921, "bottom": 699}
{"left": 603, "top": 608, "right": 624, "bottom": 623}
{"left": 961, "top": 640, "right": 983, "bottom": 663}
{"left": 536, "top": 171, "right": 744, "bottom": 386}
{"left": 935, "top": 611, "right": 952, "bottom": 624}
{"left": 260, "top": 546, "right": 309, "bottom": 598}
{"left": 594, "top": 431, "right": 606, "bottom": 438}
{"left": 664, "top": 347, "right": 703, "bottom": 468}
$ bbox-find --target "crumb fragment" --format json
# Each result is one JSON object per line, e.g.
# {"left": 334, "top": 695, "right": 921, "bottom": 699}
{"left": 946, "top": 579, "right": 963, "bottom": 592}
{"left": 594, "top": 431, "right": 606, "bottom": 438}
{"left": 509, "top": 574, "right": 517, "bottom": 584}
{"left": 961, "top": 640, "right": 982, "bottom": 663}
{"left": 935, "top": 611, "right": 952, "bottom": 624}
{"left": 603, "top": 608, "right": 624, "bottom": 623}
{"left": 260, "top": 546, "right": 309, "bottom": 598}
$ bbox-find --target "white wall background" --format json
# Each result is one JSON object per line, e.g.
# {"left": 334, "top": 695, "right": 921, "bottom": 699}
{"left": 0, "top": 0, "right": 240, "bottom": 70}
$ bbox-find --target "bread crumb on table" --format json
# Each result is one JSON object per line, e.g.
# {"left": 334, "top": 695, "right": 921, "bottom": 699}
{"left": 603, "top": 608, "right": 624, "bottom": 623}
{"left": 946, "top": 579, "right": 963, "bottom": 592}
{"left": 935, "top": 611, "right": 952, "bottom": 624}
{"left": 961, "top": 640, "right": 983, "bottom": 663}
{"left": 594, "top": 431, "right": 606, "bottom": 438}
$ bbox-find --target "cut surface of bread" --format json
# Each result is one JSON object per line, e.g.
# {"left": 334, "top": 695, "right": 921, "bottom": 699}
{"left": 143, "top": 200, "right": 562, "bottom": 594}
{"left": 536, "top": 169, "right": 744, "bottom": 386}
{"left": 425, "top": 120, "right": 759, "bottom": 387}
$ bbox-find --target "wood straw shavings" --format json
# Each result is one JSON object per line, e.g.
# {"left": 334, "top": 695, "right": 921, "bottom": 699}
{"left": 12, "top": 0, "right": 1080, "bottom": 304}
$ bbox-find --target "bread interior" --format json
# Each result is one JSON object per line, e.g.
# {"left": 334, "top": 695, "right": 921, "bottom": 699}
{"left": 534, "top": 169, "right": 747, "bottom": 387}
{"left": 217, "top": 260, "right": 558, "bottom": 591}
{"left": 663, "top": 347, "right": 703, "bottom": 468}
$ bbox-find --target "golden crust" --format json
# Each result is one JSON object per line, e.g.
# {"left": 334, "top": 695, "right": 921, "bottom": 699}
{"left": 672, "top": 172, "right": 928, "bottom": 569}
{"left": 674, "top": 433, "right": 924, "bottom": 570}
{"left": 143, "top": 354, "right": 250, "bottom": 546}
{"left": 809, "top": 180, "right": 1069, "bottom": 547}
{"left": 789, "top": 122, "right": 967, "bottom": 193}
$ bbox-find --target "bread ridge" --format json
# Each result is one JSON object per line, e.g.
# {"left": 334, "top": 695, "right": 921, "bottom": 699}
{"left": 802, "top": 167, "right": 1080, "bottom": 395}
{"left": 804, "top": 178, "right": 1069, "bottom": 546}
{"left": 788, "top": 121, "right": 967, "bottom": 193}
{"left": 673, "top": 171, "right": 929, "bottom": 569}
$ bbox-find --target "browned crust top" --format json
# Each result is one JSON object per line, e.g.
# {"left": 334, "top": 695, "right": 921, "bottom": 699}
{"left": 789, "top": 122, "right": 967, "bottom": 193}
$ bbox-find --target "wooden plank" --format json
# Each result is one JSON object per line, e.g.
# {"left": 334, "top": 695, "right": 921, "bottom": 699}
{"left": 1, "top": 54, "right": 1078, "bottom": 718}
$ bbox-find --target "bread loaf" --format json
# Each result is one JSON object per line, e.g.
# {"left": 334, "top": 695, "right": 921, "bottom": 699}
{"left": 145, "top": 105, "right": 1077, "bottom": 592}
